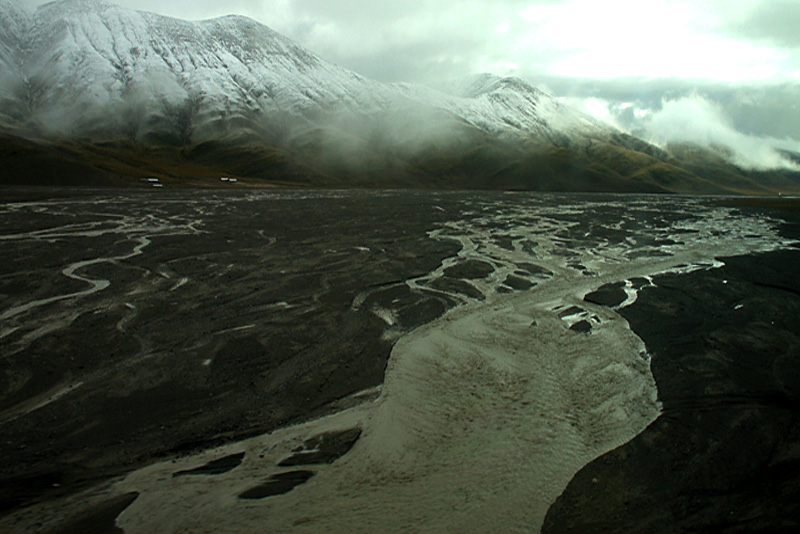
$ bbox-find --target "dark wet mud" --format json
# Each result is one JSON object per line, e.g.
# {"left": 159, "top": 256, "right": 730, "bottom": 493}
{"left": 44, "top": 492, "right": 139, "bottom": 534}
{"left": 238, "top": 471, "right": 316, "bottom": 500}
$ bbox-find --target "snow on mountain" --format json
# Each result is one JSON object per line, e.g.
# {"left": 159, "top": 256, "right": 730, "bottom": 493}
{"left": 14, "top": 1, "right": 791, "bottom": 195}
{"left": 1, "top": 0, "right": 616, "bottom": 149}
{"left": 0, "top": 0, "right": 28, "bottom": 60}
{"left": 18, "top": 0, "right": 391, "bottom": 141}
{"left": 437, "top": 74, "right": 615, "bottom": 145}
{"left": 0, "top": 0, "right": 31, "bottom": 125}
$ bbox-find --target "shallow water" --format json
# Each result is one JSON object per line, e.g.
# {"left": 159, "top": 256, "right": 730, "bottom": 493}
{"left": 0, "top": 191, "right": 795, "bottom": 533}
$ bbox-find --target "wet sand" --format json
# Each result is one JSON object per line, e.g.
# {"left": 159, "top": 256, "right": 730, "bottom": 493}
{"left": 1, "top": 190, "right": 799, "bottom": 532}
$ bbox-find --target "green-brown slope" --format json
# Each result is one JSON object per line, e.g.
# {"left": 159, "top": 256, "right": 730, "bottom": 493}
{"left": 2, "top": 129, "right": 800, "bottom": 194}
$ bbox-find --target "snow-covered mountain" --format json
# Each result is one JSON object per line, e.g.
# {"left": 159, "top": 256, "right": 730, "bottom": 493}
{"left": 0, "top": 0, "right": 29, "bottom": 124}
{"left": 0, "top": 0, "right": 610, "bottom": 143}
{"left": 1, "top": 0, "right": 798, "bottom": 193}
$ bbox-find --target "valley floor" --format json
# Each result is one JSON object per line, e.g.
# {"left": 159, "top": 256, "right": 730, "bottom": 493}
{"left": 0, "top": 189, "right": 798, "bottom": 532}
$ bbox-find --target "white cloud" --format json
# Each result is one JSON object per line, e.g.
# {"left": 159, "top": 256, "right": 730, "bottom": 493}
{"left": 643, "top": 95, "right": 800, "bottom": 170}
{"left": 20, "top": 0, "right": 800, "bottom": 145}
{"left": 558, "top": 93, "right": 800, "bottom": 170}
{"left": 26, "top": 0, "right": 798, "bottom": 85}
{"left": 558, "top": 97, "right": 626, "bottom": 131}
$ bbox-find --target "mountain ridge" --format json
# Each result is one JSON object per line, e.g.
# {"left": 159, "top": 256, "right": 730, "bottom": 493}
{"left": 1, "top": 0, "right": 798, "bottom": 194}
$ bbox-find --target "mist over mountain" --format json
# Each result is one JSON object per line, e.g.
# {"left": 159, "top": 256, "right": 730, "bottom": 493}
{"left": 1, "top": 0, "right": 798, "bottom": 193}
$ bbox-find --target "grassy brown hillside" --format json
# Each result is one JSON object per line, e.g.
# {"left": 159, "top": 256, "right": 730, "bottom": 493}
{"left": 2, "top": 130, "right": 800, "bottom": 194}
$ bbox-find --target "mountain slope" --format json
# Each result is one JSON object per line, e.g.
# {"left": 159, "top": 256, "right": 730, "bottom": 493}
{"left": 0, "top": 0, "right": 30, "bottom": 126}
{"left": 12, "top": 0, "right": 605, "bottom": 146}
{"left": 0, "top": 0, "right": 796, "bottom": 193}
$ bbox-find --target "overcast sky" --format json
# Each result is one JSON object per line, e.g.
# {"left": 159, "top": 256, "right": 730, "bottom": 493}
{"left": 27, "top": 0, "right": 800, "bottom": 165}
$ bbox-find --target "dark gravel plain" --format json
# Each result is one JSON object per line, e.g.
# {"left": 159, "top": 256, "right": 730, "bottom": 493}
{"left": 0, "top": 188, "right": 463, "bottom": 515}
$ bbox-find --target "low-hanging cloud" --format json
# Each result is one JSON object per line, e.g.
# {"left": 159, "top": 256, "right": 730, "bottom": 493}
{"left": 563, "top": 93, "right": 800, "bottom": 171}
{"left": 557, "top": 96, "right": 630, "bottom": 132}
{"left": 18, "top": 0, "right": 800, "bottom": 172}
{"left": 643, "top": 95, "right": 800, "bottom": 171}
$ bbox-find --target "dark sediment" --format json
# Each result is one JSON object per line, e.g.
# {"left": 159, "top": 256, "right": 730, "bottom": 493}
{"left": 515, "top": 263, "right": 553, "bottom": 278}
{"left": 44, "top": 492, "right": 139, "bottom": 534}
{"left": 429, "top": 276, "right": 485, "bottom": 300}
{"left": 238, "top": 471, "right": 316, "bottom": 500}
{"left": 543, "top": 205, "right": 800, "bottom": 533}
{"left": 0, "top": 189, "right": 463, "bottom": 514}
{"left": 558, "top": 306, "right": 584, "bottom": 318}
{"left": 503, "top": 274, "right": 535, "bottom": 291}
{"left": 278, "top": 428, "right": 362, "bottom": 467}
{"left": 568, "top": 320, "right": 593, "bottom": 334}
{"left": 629, "top": 277, "right": 651, "bottom": 290}
{"left": 584, "top": 282, "right": 628, "bottom": 307}
{"left": 443, "top": 260, "right": 495, "bottom": 280}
